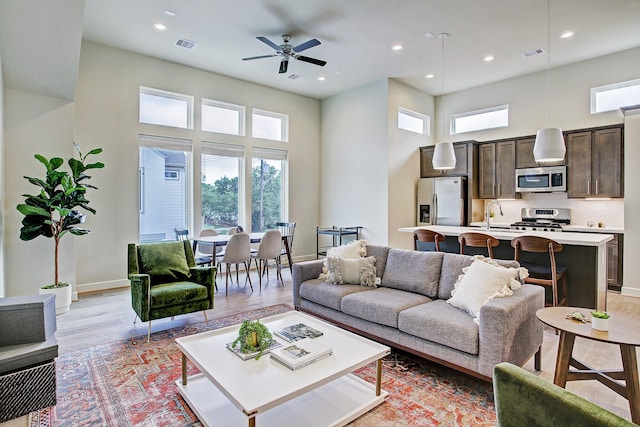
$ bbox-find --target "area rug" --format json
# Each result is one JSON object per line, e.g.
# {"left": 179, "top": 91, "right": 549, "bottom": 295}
{"left": 30, "top": 304, "right": 496, "bottom": 426}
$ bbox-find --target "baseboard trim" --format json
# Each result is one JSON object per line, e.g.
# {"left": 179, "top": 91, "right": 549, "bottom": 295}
{"left": 77, "top": 279, "right": 130, "bottom": 294}
{"left": 621, "top": 286, "right": 640, "bottom": 298}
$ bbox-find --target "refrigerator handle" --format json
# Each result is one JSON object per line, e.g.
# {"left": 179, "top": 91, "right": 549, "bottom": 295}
{"left": 433, "top": 193, "right": 438, "bottom": 225}
{"left": 459, "top": 197, "right": 464, "bottom": 226}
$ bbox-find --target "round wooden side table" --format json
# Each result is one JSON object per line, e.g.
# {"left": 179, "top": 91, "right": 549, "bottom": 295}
{"left": 536, "top": 306, "right": 640, "bottom": 424}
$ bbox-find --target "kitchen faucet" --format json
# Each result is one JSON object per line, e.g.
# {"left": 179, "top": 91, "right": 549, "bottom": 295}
{"left": 485, "top": 199, "right": 503, "bottom": 231}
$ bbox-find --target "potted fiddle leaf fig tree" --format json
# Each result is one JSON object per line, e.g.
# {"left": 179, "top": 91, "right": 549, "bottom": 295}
{"left": 16, "top": 143, "right": 104, "bottom": 314}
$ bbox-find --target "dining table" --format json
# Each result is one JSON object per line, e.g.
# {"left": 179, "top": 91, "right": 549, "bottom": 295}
{"left": 192, "top": 232, "right": 294, "bottom": 272}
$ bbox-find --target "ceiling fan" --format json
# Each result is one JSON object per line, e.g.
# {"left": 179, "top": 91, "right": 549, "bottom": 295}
{"left": 242, "top": 34, "right": 327, "bottom": 74}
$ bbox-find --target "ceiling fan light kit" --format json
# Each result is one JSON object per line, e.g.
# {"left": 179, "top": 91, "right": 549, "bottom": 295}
{"left": 243, "top": 34, "right": 327, "bottom": 74}
{"left": 432, "top": 32, "right": 457, "bottom": 170}
{"left": 534, "top": 0, "right": 566, "bottom": 163}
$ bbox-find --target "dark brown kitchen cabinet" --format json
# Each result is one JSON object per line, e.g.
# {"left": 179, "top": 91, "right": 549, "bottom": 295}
{"left": 516, "top": 137, "right": 565, "bottom": 169}
{"left": 420, "top": 143, "right": 469, "bottom": 177}
{"left": 567, "top": 126, "right": 623, "bottom": 198}
{"left": 478, "top": 140, "right": 516, "bottom": 199}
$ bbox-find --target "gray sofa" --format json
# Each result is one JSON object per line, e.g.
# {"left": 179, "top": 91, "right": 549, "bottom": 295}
{"left": 292, "top": 245, "right": 544, "bottom": 380}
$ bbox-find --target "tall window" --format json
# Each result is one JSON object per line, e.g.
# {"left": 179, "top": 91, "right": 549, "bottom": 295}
{"left": 252, "top": 109, "right": 289, "bottom": 142}
{"left": 139, "top": 86, "right": 193, "bottom": 129}
{"left": 202, "top": 99, "right": 245, "bottom": 135}
{"left": 201, "top": 142, "right": 244, "bottom": 233}
{"left": 451, "top": 105, "right": 509, "bottom": 134}
{"left": 138, "top": 135, "right": 192, "bottom": 242}
{"left": 251, "top": 148, "right": 287, "bottom": 232}
{"left": 591, "top": 79, "right": 640, "bottom": 114}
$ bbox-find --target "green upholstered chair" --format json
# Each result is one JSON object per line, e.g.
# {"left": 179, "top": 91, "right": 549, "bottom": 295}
{"left": 493, "top": 363, "right": 635, "bottom": 427}
{"left": 128, "top": 240, "right": 215, "bottom": 342}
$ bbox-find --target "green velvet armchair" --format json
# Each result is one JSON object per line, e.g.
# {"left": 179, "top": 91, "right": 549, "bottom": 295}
{"left": 493, "top": 362, "right": 635, "bottom": 427}
{"left": 128, "top": 240, "right": 215, "bottom": 341}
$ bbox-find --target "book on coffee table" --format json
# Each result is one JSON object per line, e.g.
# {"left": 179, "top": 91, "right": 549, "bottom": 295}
{"left": 226, "top": 340, "right": 282, "bottom": 361}
{"left": 270, "top": 339, "right": 333, "bottom": 370}
{"left": 274, "top": 323, "right": 324, "bottom": 342}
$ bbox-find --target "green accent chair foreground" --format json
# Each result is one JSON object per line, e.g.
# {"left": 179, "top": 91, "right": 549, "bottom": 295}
{"left": 128, "top": 241, "right": 215, "bottom": 341}
{"left": 493, "top": 362, "right": 635, "bottom": 427}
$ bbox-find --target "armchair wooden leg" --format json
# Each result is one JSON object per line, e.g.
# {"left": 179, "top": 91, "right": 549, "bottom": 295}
{"left": 133, "top": 314, "right": 138, "bottom": 324}
{"left": 147, "top": 320, "right": 151, "bottom": 343}
{"left": 203, "top": 310, "right": 209, "bottom": 329}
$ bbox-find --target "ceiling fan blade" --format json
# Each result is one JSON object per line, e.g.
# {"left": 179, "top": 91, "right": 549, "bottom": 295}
{"left": 279, "top": 60, "right": 289, "bottom": 74}
{"left": 256, "top": 36, "right": 281, "bottom": 51}
{"left": 242, "top": 54, "right": 278, "bottom": 61}
{"left": 296, "top": 55, "right": 327, "bottom": 67}
{"left": 293, "top": 38, "right": 321, "bottom": 53}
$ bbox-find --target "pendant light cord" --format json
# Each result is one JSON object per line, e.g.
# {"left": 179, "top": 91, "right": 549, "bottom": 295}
{"left": 439, "top": 33, "right": 448, "bottom": 141}
{"left": 546, "top": 0, "right": 551, "bottom": 125}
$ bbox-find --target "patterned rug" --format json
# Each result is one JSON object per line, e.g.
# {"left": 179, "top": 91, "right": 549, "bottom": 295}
{"left": 30, "top": 304, "right": 496, "bottom": 426}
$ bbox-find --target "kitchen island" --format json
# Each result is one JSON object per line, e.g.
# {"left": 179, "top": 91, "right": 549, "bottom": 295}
{"left": 399, "top": 225, "right": 612, "bottom": 310}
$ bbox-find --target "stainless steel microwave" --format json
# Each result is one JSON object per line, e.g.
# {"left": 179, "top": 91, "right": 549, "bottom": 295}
{"left": 515, "top": 166, "right": 567, "bottom": 193}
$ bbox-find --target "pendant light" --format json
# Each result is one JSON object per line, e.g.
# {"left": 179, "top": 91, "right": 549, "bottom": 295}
{"left": 533, "top": 0, "right": 565, "bottom": 162}
{"left": 432, "top": 33, "right": 456, "bottom": 170}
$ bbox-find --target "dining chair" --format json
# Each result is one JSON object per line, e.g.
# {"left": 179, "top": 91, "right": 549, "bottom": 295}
{"left": 218, "top": 232, "right": 253, "bottom": 295}
{"left": 252, "top": 229, "right": 283, "bottom": 290}
{"left": 276, "top": 221, "right": 296, "bottom": 268}
{"left": 174, "top": 228, "right": 213, "bottom": 266}
{"left": 413, "top": 229, "right": 445, "bottom": 251}
{"left": 458, "top": 231, "right": 500, "bottom": 258}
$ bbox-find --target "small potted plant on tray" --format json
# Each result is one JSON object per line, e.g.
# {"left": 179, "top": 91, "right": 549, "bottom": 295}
{"left": 591, "top": 310, "right": 610, "bottom": 331}
{"left": 231, "top": 319, "right": 277, "bottom": 360}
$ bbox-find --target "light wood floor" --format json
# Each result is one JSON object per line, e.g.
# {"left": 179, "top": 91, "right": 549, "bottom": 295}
{"left": 2, "top": 266, "right": 639, "bottom": 425}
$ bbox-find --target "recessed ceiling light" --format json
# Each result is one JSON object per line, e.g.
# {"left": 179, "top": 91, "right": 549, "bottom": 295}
{"left": 484, "top": 55, "right": 495, "bottom": 62}
{"left": 164, "top": 10, "right": 176, "bottom": 17}
{"left": 152, "top": 23, "right": 167, "bottom": 31}
{"left": 317, "top": 76, "right": 326, "bottom": 81}
{"left": 424, "top": 32, "right": 434, "bottom": 38}
{"left": 425, "top": 74, "right": 435, "bottom": 79}
{"left": 391, "top": 44, "right": 403, "bottom": 51}
{"left": 560, "top": 31, "right": 574, "bottom": 39}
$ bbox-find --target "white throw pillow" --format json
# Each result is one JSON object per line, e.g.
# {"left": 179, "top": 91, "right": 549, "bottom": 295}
{"left": 325, "top": 256, "right": 377, "bottom": 287}
{"left": 447, "top": 257, "right": 524, "bottom": 323}
{"left": 319, "top": 240, "right": 368, "bottom": 280}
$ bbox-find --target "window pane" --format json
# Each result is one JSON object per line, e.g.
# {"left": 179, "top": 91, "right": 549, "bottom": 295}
{"left": 592, "top": 80, "right": 640, "bottom": 113}
{"left": 252, "top": 110, "right": 288, "bottom": 141}
{"left": 139, "top": 87, "right": 192, "bottom": 129}
{"left": 251, "top": 157, "right": 284, "bottom": 232}
{"left": 139, "top": 146, "right": 190, "bottom": 242}
{"left": 398, "top": 108, "right": 428, "bottom": 135}
{"left": 452, "top": 105, "right": 509, "bottom": 134}
{"left": 202, "top": 101, "right": 245, "bottom": 135}
{"left": 201, "top": 152, "right": 241, "bottom": 232}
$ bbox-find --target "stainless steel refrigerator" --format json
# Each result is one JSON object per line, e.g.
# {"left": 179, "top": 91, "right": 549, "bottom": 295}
{"left": 416, "top": 177, "right": 467, "bottom": 226}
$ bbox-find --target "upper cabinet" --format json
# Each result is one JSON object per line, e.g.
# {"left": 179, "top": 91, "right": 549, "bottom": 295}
{"left": 567, "top": 126, "right": 623, "bottom": 198}
{"left": 478, "top": 140, "right": 517, "bottom": 199}
{"left": 420, "top": 142, "right": 471, "bottom": 177}
{"left": 515, "top": 137, "right": 565, "bottom": 169}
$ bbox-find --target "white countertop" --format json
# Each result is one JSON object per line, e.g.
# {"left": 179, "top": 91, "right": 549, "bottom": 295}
{"left": 469, "top": 221, "right": 623, "bottom": 234}
{"left": 399, "top": 225, "right": 613, "bottom": 246}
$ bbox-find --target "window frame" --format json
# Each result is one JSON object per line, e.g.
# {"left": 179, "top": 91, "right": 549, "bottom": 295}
{"left": 251, "top": 109, "right": 289, "bottom": 142}
{"left": 251, "top": 147, "right": 289, "bottom": 232}
{"left": 139, "top": 86, "right": 194, "bottom": 129}
{"left": 590, "top": 78, "right": 640, "bottom": 114}
{"left": 397, "top": 107, "right": 430, "bottom": 135}
{"left": 450, "top": 104, "right": 509, "bottom": 135}
{"left": 201, "top": 98, "right": 246, "bottom": 136}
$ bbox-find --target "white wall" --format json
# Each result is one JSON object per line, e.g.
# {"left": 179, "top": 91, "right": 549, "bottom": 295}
{"left": 320, "top": 80, "right": 389, "bottom": 245}
{"left": 0, "top": 50, "right": 5, "bottom": 297}
{"left": 4, "top": 89, "right": 76, "bottom": 296}
{"left": 623, "top": 107, "right": 640, "bottom": 296}
{"left": 72, "top": 41, "right": 321, "bottom": 293}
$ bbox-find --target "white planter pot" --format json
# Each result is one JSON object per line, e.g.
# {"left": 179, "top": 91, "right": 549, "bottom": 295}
{"left": 591, "top": 317, "right": 609, "bottom": 331}
{"left": 39, "top": 285, "right": 72, "bottom": 315}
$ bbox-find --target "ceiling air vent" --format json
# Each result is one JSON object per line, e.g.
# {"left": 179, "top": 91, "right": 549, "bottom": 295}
{"left": 176, "top": 38, "right": 197, "bottom": 49}
{"left": 288, "top": 74, "right": 303, "bottom": 80}
{"left": 522, "top": 48, "right": 545, "bottom": 58}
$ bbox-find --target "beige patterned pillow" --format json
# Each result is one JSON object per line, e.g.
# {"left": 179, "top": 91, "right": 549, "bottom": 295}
{"left": 325, "top": 256, "right": 377, "bottom": 287}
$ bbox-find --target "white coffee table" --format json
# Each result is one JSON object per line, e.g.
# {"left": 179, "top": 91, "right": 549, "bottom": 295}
{"left": 175, "top": 311, "right": 390, "bottom": 427}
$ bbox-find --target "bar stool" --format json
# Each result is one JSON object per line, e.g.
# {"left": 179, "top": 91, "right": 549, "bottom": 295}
{"left": 511, "top": 236, "right": 568, "bottom": 307}
{"left": 458, "top": 232, "right": 500, "bottom": 258}
{"left": 413, "top": 229, "right": 445, "bottom": 251}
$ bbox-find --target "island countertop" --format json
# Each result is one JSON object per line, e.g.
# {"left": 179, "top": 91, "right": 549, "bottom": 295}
{"left": 398, "top": 225, "right": 613, "bottom": 247}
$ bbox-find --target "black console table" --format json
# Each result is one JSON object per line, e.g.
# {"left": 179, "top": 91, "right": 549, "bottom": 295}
{"left": 316, "top": 226, "right": 363, "bottom": 258}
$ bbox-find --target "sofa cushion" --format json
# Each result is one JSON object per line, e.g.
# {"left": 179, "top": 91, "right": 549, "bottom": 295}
{"left": 341, "top": 288, "right": 431, "bottom": 328}
{"left": 138, "top": 242, "right": 191, "bottom": 285}
{"left": 325, "top": 256, "right": 377, "bottom": 286}
{"left": 299, "top": 278, "right": 371, "bottom": 311}
{"left": 365, "top": 245, "right": 389, "bottom": 278}
{"left": 381, "top": 249, "right": 444, "bottom": 298}
{"left": 398, "top": 300, "right": 479, "bottom": 355}
{"left": 150, "top": 281, "right": 208, "bottom": 307}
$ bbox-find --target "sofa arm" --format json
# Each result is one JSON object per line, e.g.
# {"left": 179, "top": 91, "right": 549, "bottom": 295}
{"left": 493, "top": 362, "right": 635, "bottom": 427}
{"left": 190, "top": 267, "right": 216, "bottom": 308}
{"left": 129, "top": 274, "right": 151, "bottom": 321}
{"left": 292, "top": 259, "right": 325, "bottom": 307}
{"left": 478, "top": 284, "right": 544, "bottom": 376}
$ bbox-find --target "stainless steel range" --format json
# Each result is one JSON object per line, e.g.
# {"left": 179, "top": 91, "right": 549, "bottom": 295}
{"left": 510, "top": 208, "right": 571, "bottom": 232}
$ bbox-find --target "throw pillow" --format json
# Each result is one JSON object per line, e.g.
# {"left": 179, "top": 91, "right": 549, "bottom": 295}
{"left": 319, "top": 239, "right": 368, "bottom": 280}
{"left": 325, "top": 256, "right": 377, "bottom": 287}
{"left": 447, "top": 257, "right": 525, "bottom": 323}
{"left": 138, "top": 242, "right": 191, "bottom": 285}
